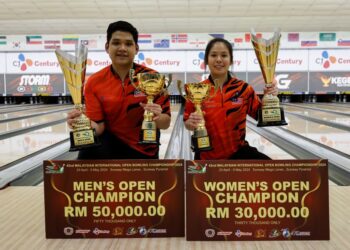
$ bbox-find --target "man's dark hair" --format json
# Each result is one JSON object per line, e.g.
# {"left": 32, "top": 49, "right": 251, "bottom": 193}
{"left": 106, "top": 21, "right": 138, "bottom": 44}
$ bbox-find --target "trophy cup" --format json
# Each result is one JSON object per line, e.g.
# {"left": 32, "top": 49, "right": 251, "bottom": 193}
{"left": 178, "top": 81, "right": 219, "bottom": 152}
{"left": 129, "top": 69, "right": 171, "bottom": 144}
{"left": 251, "top": 29, "right": 287, "bottom": 127}
{"left": 55, "top": 45, "right": 100, "bottom": 151}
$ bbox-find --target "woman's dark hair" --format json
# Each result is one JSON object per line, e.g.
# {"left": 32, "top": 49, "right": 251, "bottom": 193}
{"left": 204, "top": 38, "right": 233, "bottom": 65}
{"left": 106, "top": 20, "right": 138, "bottom": 45}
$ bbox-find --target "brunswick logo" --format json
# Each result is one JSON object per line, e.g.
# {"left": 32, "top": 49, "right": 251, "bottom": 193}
{"left": 320, "top": 76, "right": 331, "bottom": 87}
{"left": 321, "top": 51, "right": 336, "bottom": 69}
{"left": 137, "top": 53, "right": 153, "bottom": 66}
{"left": 16, "top": 53, "right": 33, "bottom": 71}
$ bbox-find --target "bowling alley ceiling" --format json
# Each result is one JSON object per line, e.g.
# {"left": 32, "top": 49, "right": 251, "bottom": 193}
{"left": 0, "top": 0, "right": 349, "bottom": 34}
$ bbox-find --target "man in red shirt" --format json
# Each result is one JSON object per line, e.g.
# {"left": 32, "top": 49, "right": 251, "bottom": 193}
{"left": 67, "top": 21, "right": 171, "bottom": 159}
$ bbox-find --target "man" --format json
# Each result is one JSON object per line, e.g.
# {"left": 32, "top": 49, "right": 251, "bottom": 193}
{"left": 67, "top": 21, "right": 171, "bottom": 159}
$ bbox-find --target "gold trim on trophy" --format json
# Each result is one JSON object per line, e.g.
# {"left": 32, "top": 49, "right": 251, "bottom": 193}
{"left": 251, "top": 29, "right": 287, "bottom": 127}
{"left": 178, "top": 80, "right": 219, "bottom": 152}
{"left": 55, "top": 45, "right": 100, "bottom": 151}
{"left": 129, "top": 69, "right": 172, "bottom": 144}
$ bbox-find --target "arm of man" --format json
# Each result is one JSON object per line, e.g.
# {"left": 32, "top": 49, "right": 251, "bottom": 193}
{"left": 67, "top": 109, "right": 105, "bottom": 136}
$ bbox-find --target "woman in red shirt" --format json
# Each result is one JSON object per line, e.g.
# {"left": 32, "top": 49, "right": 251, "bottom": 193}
{"left": 184, "top": 38, "right": 278, "bottom": 160}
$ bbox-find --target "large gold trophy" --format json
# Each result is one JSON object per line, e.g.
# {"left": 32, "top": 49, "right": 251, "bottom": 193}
{"left": 251, "top": 29, "right": 287, "bottom": 127}
{"left": 55, "top": 45, "right": 100, "bottom": 151}
{"left": 129, "top": 70, "right": 171, "bottom": 144}
{"left": 178, "top": 81, "right": 218, "bottom": 152}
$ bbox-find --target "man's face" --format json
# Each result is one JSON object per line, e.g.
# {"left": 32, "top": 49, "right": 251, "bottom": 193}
{"left": 105, "top": 31, "right": 138, "bottom": 67}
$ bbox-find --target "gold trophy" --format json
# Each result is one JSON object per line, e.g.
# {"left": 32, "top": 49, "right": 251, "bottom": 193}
{"left": 129, "top": 69, "right": 171, "bottom": 144}
{"left": 251, "top": 29, "right": 287, "bottom": 127}
{"left": 55, "top": 45, "right": 100, "bottom": 151}
{"left": 178, "top": 81, "right": 218, "bottom": 152}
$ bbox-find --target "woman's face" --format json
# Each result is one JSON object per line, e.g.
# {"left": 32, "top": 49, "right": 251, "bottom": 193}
{"left": 207, "top": 42, "right": 232, "bottom": 78}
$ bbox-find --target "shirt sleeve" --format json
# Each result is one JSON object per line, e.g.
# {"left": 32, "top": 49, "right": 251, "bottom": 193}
{"left": 84, "top": 77, "right": 104, "bottom": 122}
{"left": 154, "top": 94, "right": 171, "bottom": 116}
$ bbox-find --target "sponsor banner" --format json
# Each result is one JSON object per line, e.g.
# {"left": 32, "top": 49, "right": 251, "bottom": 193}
{"left": 248, "top": 72, "right": 308, "bottom": 93}
{"left": 186, "top": 160, "right": 329, "bottom": 241}
{"left": 134, "top": 51, "right": 186, "bottom": 72}
{"left": 0, "top": 74, "right": 4, "bottom": 95}
{"left": 186, "top": 50, "right": 247, "bottom": 72}
{"left": 0, "top": 53, "right": 5, "bottom": 73}
{"left": 5, "top": 74, "right": 64, "bottom": 95}
{"left": 247, "top": 50, "right": 308, "bottom": 72}
{"left": 86, "top": 52, "right": 111, "bottom": 74}
{"left": 309, "top": 72, "right": 350, "bottom": 92}
{"left": 6, "top": 52, "right": 61, "bottom": 73}
{"left": 44, "top": 160, "right": 184, "bottom": 238}
{"left": 309, "top": 49, "right": 350, "bottom": 71}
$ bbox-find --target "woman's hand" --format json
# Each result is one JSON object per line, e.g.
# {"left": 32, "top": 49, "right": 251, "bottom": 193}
{"left": 263, "top": 79, "right": 279, "bottom": 96}
{"left": 185, "top": 112, "right": 203, "bottom": 131}
{"left": 67, "top": 109, "right": 82, "bottom": 129}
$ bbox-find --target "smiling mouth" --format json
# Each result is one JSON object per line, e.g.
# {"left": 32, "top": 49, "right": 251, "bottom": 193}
{"left": 214, "top": 65, "right": 225, "bottom": 69}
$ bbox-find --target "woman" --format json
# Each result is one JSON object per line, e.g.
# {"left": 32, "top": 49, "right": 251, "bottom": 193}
{"left": 184, "top": 38, "right": 278, "bottom": 160}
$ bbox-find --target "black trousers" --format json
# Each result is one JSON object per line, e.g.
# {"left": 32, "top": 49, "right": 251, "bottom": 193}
{"left": 77, "top": 130, "right": 158, "bottom": 160}
{"left": 195, "top": 144, "right": 271, "bottom": 160}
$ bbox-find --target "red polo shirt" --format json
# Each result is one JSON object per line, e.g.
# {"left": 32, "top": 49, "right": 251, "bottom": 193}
{"left": 184, "top": 75, "right": 261, "bottom": 160}
{"left": 84, "top": 63, "right": 171, "bottom": 156}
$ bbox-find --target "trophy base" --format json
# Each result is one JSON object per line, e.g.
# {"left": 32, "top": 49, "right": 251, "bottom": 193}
{"left": 139, "top": 129, "right": 160, "bottom": 145}
{"left": 69, "top": 129, "right": 101, "bottom": 151}
{"left": 257, "top": 107, "right": 288, "bottom": 127}
{"left": 191, "top": 135, "right": 212, "bottom": 152}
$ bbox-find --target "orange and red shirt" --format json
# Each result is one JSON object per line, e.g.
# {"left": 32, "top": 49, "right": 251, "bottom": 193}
{"left": 184, "top": 75, "right": 261, "bottom": 160}
{"left": 84, "top": 63, "right": 171, "bottom": 156}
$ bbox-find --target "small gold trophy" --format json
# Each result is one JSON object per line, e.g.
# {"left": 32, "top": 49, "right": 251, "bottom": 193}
{"left": 178, "top": 81, "right": 218, "bottom": 152}
{"left": 129, "top": 69, "right": 171, "bottom": 144}
{"left": 55, "top": 45, "right": 100, "bottom": 151}
{"left": 251, "top": 29, "right": 287, "bottom": 127}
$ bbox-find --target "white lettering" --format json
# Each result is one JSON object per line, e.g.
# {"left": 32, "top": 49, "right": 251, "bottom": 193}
{"left": 19, "top": 75, "right": 50, "bottom": 86}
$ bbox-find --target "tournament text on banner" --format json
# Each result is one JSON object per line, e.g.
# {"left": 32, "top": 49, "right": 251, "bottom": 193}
{"left": 186, "top": 160, "right": 329, "bottom": 241}
{"left": 44, "top": 160, "right": 184, "bottom": 238}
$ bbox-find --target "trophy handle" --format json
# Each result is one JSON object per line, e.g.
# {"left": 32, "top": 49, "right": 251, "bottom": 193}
{"left": 177, "top": 80, "right": 188, "bottom": 101}
{"left": 129, "top": 69, "right": 140, "bottom": 90}
{"left": 159, "top": 74, "right": 172, "bottom": 97}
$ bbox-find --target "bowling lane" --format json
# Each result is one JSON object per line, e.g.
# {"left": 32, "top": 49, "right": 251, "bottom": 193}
{"left": 0, "top": 105, "right": 72, "bottom": 121}
{"left": 0, "top": 104, "right": 56, "bottom": 114}
{"left": 0, "top": 103, "right": 182, "bottom": 166}
{"left": 283, "top": 105, "right": 350, "bottom": 126}
{"left": 279, "top": 114, "right": 350, "bottom": 155}
{"left": 0, "top": 123, "right": 69, "bottom": 167}
{"left": 0, "top": 112, "right": 68, "bottom": 135}
{"left": 246, "top": 128, "right": 294, "bottom": 159}
{"left": 285, "top": 103, "right": 350, "bottom": 114}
